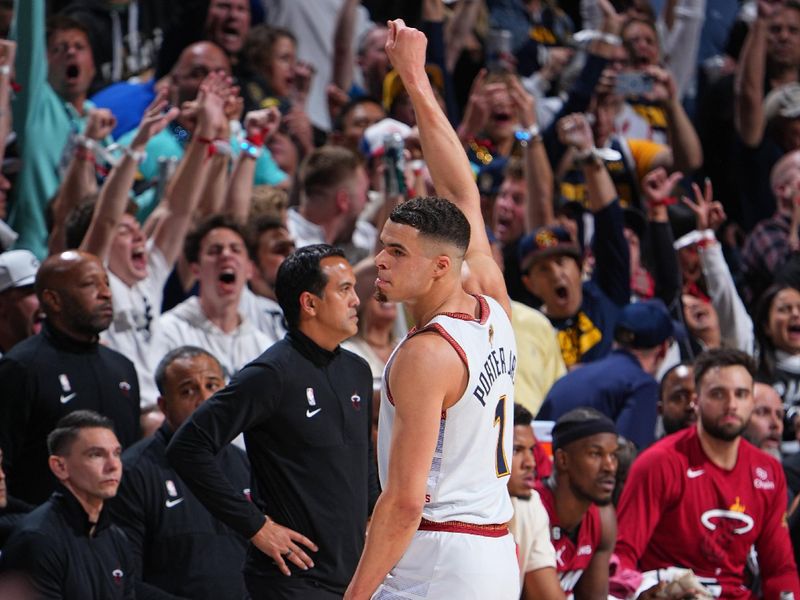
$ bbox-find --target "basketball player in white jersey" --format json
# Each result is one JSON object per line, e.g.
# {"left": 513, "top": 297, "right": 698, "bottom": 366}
{"left": 344, "top": 20, "right": 520, "bottom": 600}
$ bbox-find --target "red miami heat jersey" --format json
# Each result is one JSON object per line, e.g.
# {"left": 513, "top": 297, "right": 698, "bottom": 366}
{"left": 616, "top": 427, "right": 800, "bottom": 598}
{"left": 536, "top": 481, "right": 602, "bottom": 593}
{"left": 378, "top": 295, "right": 517, "bottom": 525}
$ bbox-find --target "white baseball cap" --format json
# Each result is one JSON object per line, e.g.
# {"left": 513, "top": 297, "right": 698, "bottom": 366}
{"left": 0, "top": 250, "right": 40, "bottom": 293}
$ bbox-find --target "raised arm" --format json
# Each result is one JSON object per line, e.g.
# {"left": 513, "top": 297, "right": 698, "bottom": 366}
{"left": 734, "top": 0, "right": 773, "bottom": 147}
{"left": 48, "top": 109, "right": 111, "bottom": 254}
{"left": 332, "top": 0, "right": 360, "bottom": 95}
{"left": 225, "top": 108, "right": 281, "bottom": 223}
{"left": 556, "top": 113, "right": 617, "bottom": 212}
{"left": 645, "top": 65, "right": 702, "bottom": 172}
{"left": 384, "top": 20, "right": 510, "bottom": 314}
{"left": 149, "top": 73, "right": 230, "bottom": 267}
{"left": 506, "top": 75, "right": 555, "bottom": 229}
{"left": 80, "top": 95, "right": 178, "bottom": 260}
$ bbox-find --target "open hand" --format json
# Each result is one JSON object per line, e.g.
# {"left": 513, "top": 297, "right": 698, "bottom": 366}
{"left": 682, "top": 177, "right": 725, "bottom": 231}
{"left": 250, "top": 518, "right": 318, "bottom": 576}
{"left": 130, "top": 90, "right": 180, "bottom": 151}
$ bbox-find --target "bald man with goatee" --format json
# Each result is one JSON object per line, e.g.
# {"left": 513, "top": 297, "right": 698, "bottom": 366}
{"left": 0, "top": 251, "right": 140, "bottom": 505}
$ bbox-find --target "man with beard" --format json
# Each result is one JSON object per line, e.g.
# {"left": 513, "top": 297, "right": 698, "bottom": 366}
{"left": 0, "top": 251, "right": 140, "bottom": 505}
{"left": 616, "top": 349, "right": 800, "bottom": 598}
{"left": 744, "top": 382, "right": 785, "bottom": 460}
{"left": 657, "top": 362, "right": 697, "bottom": 437}
{"left": 119, "top": 41, "right": 287, "bottom": 221}
{"left": 534, "top": 408, "right": 619, "bottom": 598}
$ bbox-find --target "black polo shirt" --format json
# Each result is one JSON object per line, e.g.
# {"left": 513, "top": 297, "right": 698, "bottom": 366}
{"left": 167, "top": 329, "right": 378, "bottom": 594}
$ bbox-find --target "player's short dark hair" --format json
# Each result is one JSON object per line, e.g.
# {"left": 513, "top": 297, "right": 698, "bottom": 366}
{"left": 275, "top": 244, "right": 347, "bottom": 330}
{"left": 693, "top": 348, "right": 756, "bottom": 389}
{"left": 552, "top": 407, "right": 617, "bottom": 451}
{"left": 514, "top": 403, "right": 534, "bottom": 427}
{"left": 154, "top": 346, "right": 222, "bottom": 395}
{"left": 389, "top": 197, "right": 471, "bottom": 255}
{"left": 46, "top": 14, "right": 91, "bottom": 46}
{"left": 47, "top": 410, "right": 115, "bottom": 456}
{"left": 184, "top": 214, "right": 250, "bottom": 263}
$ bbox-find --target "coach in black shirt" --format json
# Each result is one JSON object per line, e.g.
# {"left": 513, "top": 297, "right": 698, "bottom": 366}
{"left": 168, "top": 245, "right": 378, "bottom": 600}
{"left": 0, "top": 251, "right": 140, "bottom": 505}
{"left": 109, "top": 346, "right": 251, "bottom": 599}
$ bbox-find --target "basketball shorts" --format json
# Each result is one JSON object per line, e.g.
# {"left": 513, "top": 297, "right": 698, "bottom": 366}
{"left": 371, "top": 529, "right": 520, "bottom": 599}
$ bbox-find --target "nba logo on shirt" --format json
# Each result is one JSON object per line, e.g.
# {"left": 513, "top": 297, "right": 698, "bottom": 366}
{"left": 306, "top": 387, "right": 316, "bottom": 406}
{"left": 351, "top": 392, "right": 361, "bottom": 411}
{"left": 165, "top": 480, "right": 178, "bottom": 497}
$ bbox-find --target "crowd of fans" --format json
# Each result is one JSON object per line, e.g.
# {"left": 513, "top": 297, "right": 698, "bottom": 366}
{"left": 1, "top": 0, "right": 800, "bottom": 597}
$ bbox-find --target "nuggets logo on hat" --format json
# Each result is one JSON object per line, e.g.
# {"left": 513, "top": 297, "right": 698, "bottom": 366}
{"left": 535, "top": 229, "right": 559, "bottom": 249}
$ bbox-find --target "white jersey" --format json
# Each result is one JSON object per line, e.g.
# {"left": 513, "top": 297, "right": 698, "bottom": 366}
{"left": 378, "top": 295, "right": 517, "bottom": 525}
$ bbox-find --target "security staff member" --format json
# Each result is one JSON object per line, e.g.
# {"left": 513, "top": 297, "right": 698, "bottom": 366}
{"left": 109, "top": 346, "right": 251, "bottom": 599}
{"left": 0, "top": 410, "right": 134, "bottom": 599}
{"left": 167, "top": 245, "right": 378, "bottom": 600}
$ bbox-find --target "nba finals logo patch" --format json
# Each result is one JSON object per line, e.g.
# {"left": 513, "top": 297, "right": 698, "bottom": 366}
{"left": 351, "top": 392, "right": 361, "bottom": 411}
{"left": 112, "top": 569, "right": 124, "bottom": 585}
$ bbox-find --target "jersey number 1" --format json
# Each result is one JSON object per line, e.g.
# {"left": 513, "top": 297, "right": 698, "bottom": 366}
{"left": 494, "top": 395, "right": 510, "bottom": 477}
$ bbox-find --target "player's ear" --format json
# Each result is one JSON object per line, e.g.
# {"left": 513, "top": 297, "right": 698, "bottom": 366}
{"left": 554, "top": 447, "right": 568, "bottom": 472}
{"left": 299, "top": 290, "right": 317, "bottom": 317}
{"left": 48, "top": 454, "right": 69, "bottom": 481}
{"left": 432, "top": 254, "right": 451, "bottom": 278}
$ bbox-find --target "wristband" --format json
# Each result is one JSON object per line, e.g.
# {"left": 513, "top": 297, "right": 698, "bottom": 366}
{"left": 573, "top": 146, "right": 622, "bottom": 166}
{"left": 673, "top": 228, "right": 715, "bottom": 251}
{"left": 246, "top": 131, "right": 265, "bottom": 148}
{"left": 572, "top": 29, "right": 622, "bottom": 47}
{"left": 240, "top": 139, "right": 263, "bottom": 159}
{"left": 74, "top": 146, "right": 95, "bottom": 163}
{"left": 515, "top": 124, "right": 542, "bottom": 148}
{"left": 120, "top": 146, "right": 147, "bottom": 165}
{"left": 195, "top": 136, "right": 231, "bottom": 159}
{"left": 649, "top": 195, "right": 679, "bottom": 207}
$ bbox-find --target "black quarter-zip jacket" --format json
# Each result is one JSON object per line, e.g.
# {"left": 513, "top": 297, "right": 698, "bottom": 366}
{"left": 109, "top": 423, "right": 251, "bottom": 599}
{"left": 0, "top": 487, "right": 135, "bottom": 599}
{"left": 0, "top": 322, "right": 141, "bottom": 504}
{"left": 167, "top": 329, "right": 378, "bottom": 594}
